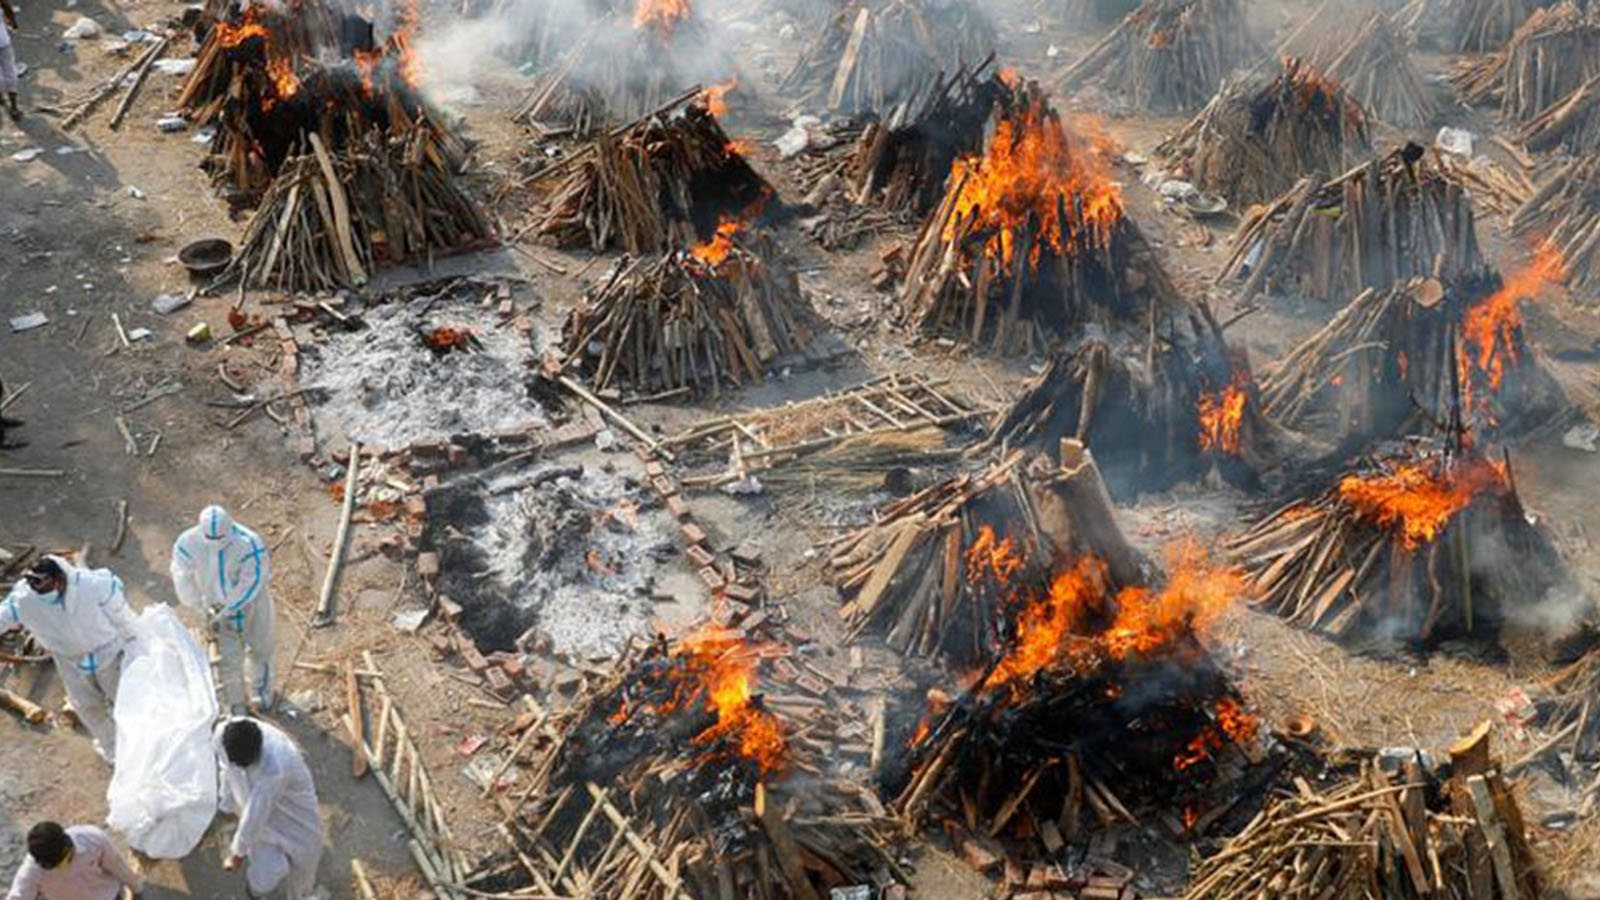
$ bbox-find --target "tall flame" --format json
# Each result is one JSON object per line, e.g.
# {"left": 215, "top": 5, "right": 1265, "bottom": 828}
{"left": 1455, "top": 246, "right": 1564, "bottom": 418}
{"left": 1337, "top": 456, "right": 1509, "bottom": 550}
{"left": 702, "top": 76, "right": 738, "bottom": 117}
{"left": 675, "top": 625, "right": 786, "bottom": 772}
{"left": 689, "top": 218, "right": 743, "bottom": 269}
{"left": 944, "top": 99, "right": 1124, "bottom": 268}
{"left": 1197, "top": 375, "right": 1250, "bottom": 455}
{"left": 392, "top": 0, "right": 424, "bottom": 88}
{"left": 635, "top": 0, "right": 692, "bottom": 36}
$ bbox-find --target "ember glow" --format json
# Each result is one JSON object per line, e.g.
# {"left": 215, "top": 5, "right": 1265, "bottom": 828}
{"left": 1197, "top": 376, "right": 1249, "bottom": 455}
{"left": 944, "top": 98, "right": 1124, "bottom": 268}
{"left": 689, "top": 218, "right": 743, "bottom": 268}
{"left": 1455, "top": 246, "right": 1564, "bottom": 414}
{"left": 635, "top": 0, "right": 692, "bottom": 36}
{"left": 673, "top": 626, "right": 786, "bottom": 773}
{"left": 1337, "top": 456, "right": 1509, "bottom": 550}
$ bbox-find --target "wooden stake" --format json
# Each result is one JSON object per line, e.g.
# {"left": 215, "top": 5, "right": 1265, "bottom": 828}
{"left": 314, "top": 442, "right": 360, "bottom": 627}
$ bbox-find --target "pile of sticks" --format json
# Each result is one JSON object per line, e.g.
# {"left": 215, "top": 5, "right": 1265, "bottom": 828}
{"left": 1513, "top": 155, "right": 1600, "bottom": 292}
{"left": 827, "top": 446, "right": 1145, "bottom": 664}
{"left": 177, "top": 0, "right": 345, "bottom": 119}
{"left": 498, "top": 636, "right": 905, "bottom": 900}
{"left": 1058, "top": 0, "right": 1261, "bottom": 113}
{"left": 1454, "top": 2, "right": 1600, "bottom": 153}
{"left": 559, "top": 229, "right": 816, "bottom": 397}
{"left": 1155, "top": 58, "right": 1371, "bottom": 207}
{"left": 847, "top": 55, "right": 1009, "bottom": 217}
{"left": 1542, "top": 649, "right": 1600, "bottom": 772}
{"left": 531, "top": 100, "right": 774, "bottom": 254}
{"left": 779, "top": 0, "right": 997, "bottom": 115}
{"left": 1450, "top": 0, "right": 1541, "bottom": 53}
{"left": 1220, "top": 147, "right": 1488, "bottom": 305}
{"left": 1184, "top": 728, "right": 1541, "bottom": 899}
{"left": 1056, "top": 0, "right": 1142, "bottom": 27}
{"left": 224, "top": 122, "right": 493, "bottom": 293}
{"left": 1280, "top": 5, "right": 1436, "bottom": 129}
{"left": 1229, "top": 444, "right": 1561, "bottom": 643}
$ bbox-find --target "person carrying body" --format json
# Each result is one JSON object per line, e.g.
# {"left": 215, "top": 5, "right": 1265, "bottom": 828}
{"left": 214, "top": 716, "right": 323, "bottom": 900}
{"left": 1, "top": 556, "right": 136, "bottom": 761}
{"left": 5, "top": 821, "right": 144, "bottom": 900}
{"left": 170, "top": 505, "right": 276, "bottom": 711}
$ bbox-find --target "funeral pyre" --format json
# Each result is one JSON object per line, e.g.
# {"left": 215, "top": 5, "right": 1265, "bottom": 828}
{"left": 1230, "top": 439, "right": 1564, "bottom": 645}
{"left": 1154, "top": 58, "right": 1371, "bottom": 207}
{"left": 1059, "top": 0, "right": 1261, "bottom": 114}
{"left": 900, "top": 80, "right": 1176, "bottom": 355}
{"left": 1512, "top": 155, "right": 1600, "bottom": 293}
{"left": 1277, "top": 4, "right": 1436, "bottom": 129}
{"left": 1453, "top": 1, "right": 1600, "bottom": 155}
{"left": 1220, "top": 147, "right": 1488, "bottom": 306}
{"left": 516, "top": 0, "right": 739, "bottom": 133}
{"left": 531, "top": 99, "right": 773, "bottom": 255}
{"left": 558, "top": 223, "right": 818, "bottom": 398}
{"left": 881, "top": 523, "right": 1271, "bottom": 865}
{"left": 779, "top": 0, "right": 997, "bottom": 115}
{"left": 496, "top": 627, "right": 904, "bottom": 900}
{"left": 181, "top": 2, "right": 491, "bottom": 290}
{"left": 1056, "top": 0, "right": 1142, "bottom": 27}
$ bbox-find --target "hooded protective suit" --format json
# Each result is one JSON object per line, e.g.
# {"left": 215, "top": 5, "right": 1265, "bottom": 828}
{"left": 214, "top": 717, "right": 323, "bottom": 899}
{"left": 1, "top": 555, "right": 135, "bottom": 760}
{"left": 170, "top": 505, "right": 276, "bottom": 709}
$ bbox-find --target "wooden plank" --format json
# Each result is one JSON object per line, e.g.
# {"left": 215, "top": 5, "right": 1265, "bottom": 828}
{"left": 827, "top": 9, "right": 872, "bottom": 111}
{"left": 307, "top": 132, "right": 368, "bottom": 287}
{"left": 755, "top": 783, "right": 824, "bottom": 900}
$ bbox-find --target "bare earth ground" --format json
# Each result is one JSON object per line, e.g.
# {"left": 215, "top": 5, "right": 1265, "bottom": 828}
{"left": 2, "top": 0, "right": 1600, "bottom": 897}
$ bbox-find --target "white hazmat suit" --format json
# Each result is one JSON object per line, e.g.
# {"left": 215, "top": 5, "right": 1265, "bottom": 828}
{"left": 171, "top": 505, "right": 276, "bottom": 710}
{"left": 214, "top": 717, "right": 323, "bottom": 899}
{"left": 1, "top": 555, "right": 136, "bottom": 760}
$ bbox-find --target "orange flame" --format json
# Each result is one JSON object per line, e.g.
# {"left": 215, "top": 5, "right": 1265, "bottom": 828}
{"left": 425, "top": 326, "right": 476, "bottom": 351}
{"left": 1174, "top": 697, "right": 1259, "bottom": 771}
{"left": 266, "top": 56, "right": 300, "bottom": 102}
{"left": 354, "top": 48, "right": 383, "bottom": 98}
{"left": 214, "top": 9, "right": 270, "bottom": 48}
{"left": 690, "top": 218, "right": 744, "bottom": 269}
{"left": 1198, "top": 376, "right": 1249, "bottom": 455}
{"left": 702, "top": 76, "right": 738, "bottom": 117}
{"left": 635, "top": 0, "right": 691, "bottom": 36}
{"left": 392, "top": 0, "right": 424, "bottom": 88}
{"left": 1337, "top": 456, "right": 1509, "bottom": 550}
{"left": 965, "top": 524, "right": 1027, "bottom": 588}
{"left": 944, "top": 98, "right": 1124, "bottom": 268}
{"left": 1455, "top": 246, "right": 1564, "bottom": 417}
{"left": 674, "top": 625, "right": 786, "bottom": 773}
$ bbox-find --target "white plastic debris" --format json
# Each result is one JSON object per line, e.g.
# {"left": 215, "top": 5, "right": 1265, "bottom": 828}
{"left": 192, "top": 127, "right": 215, "bottom": 144}
{"left": 594, "top": 428, "right": 619, "bottom": 451}
{"left": 152, "top": 293, "right": 191, "bottom": 315}
{"left": 1434, "top": 126, "right": 1474, "bottom": 157}
{"left": 9, "top": 313, "right": 48, "bottom": 332}
{"left": 63, "top": 17, "right": 103, "bottom": 40}
{"left": 391, "top": 608, "right": 429, "bottom": 633}
{"left": 156, "top": 116, "right": 187, "bottom": 133}
{"left": 720, "top": 475, "right": 765, "bottom": 495}
{"left": 10, "top": 148, "right": 42, "bottom": 162}
{"left": 152, "top": 58, "right": 197, "bottom": 76}
{"left": 127, "top": 327, "right": 152, "bottom": 342}
{"left": 1563, "top": 422, "right": 1600, "bottom": 452}
{"left": 774, "top": 115, "right": 822, "bottom": 158}
{"left": 127, "top": 186, "right": 146, "bottom": 199}
{"left": 1157, "top": 178, "right": 1197, "bottom": 200}
{"left": 1046, "top": 43, "right": 1061, "bottom": 58}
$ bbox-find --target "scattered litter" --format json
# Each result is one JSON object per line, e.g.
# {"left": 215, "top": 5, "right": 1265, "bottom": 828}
{"left": 185, "top": 322, "right": 211, "bottom": 344}
{"left": 153, "top": 58, "right": 197, "bottom": 77}
{"left": 54, "top": 146, "right": 82, "bottom": 156}
{"left": 1495, "top": 687, "right": 1537, "bottom": 740}
{"left": 126, "top": 327, "right": 152, "bottom": 342}
{"left": 1157, "top": 178, "right": 1197, "bottom": 200}
{"left": 391, "top": 608, "right": 429, "bottom": 633}
{"left": 63, "top": 17, "right": 103, "bottom": 40}
{"left": 121, "top": 29, "right": 159, "bottom": 44}
{"left": 831, "top": 888, "right": 872, "bottom": 900}
{"left": 9, "top": 313, "right": 49, "bottom": 332}
{"left": 720, "top": 475, "right": 765, "bottom": 496}
{"left": 152, "top": 293, "right": 191, "bottom": 315}
{"left": 461, "top": 754, "right": 504, "bottom": 791}
{"left": 10, "top": 148, "right": 41, "bottom": 162}
{"left": 126, "top": 186, "right": 146, "bottom": 200}
{"left": 454, "top": 734, "right": 488, "bottom": 757}
{"left": 1562, "top": 422, "right": 1599, "bottom": 452}
{"left": 774, "top": 115, "right": 822, "bottom": 158}
{"left": 191, "top": 127, "right": 215, "bottom": 144}
{"left": 156, "top": 116, "right": 187, "bottom": 133}
{"left": 594, "top": 428, "right": 618, "bottom": 451}
{"left": 1046, "top": 43, "right": 1061, "bottom": 58}
{"left": 1435, "top": 126, "right": 1474, "bottom": 157}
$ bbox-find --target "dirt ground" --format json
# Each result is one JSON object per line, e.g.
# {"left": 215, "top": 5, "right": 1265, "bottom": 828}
{"left": 3, "top": 0, "right": 1600, "bottom": 897}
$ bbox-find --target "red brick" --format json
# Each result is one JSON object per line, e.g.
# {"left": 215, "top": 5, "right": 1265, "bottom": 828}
{"left": 484, "top": 666, "right": 516, "bottom": 699}
{"left": 652, "top": 475, "right": 678, "bottom": 498}
{"left": 447, "top": 444, "right": 469, "bottom": 466}
{"left": 680, "top": 522, "right": 707, "bottom": 547}
{"left": 697, "top": 566, "right": 725, "bottom": 590}
{"left": 416, "top": 552, "right": 440, "bottom": 578}
{"left": 685, "top": 545, "right": 715, "bottom": 568}
{"left": 666, "top": 495, "right": 690, "bottom": 520}
{"left": 644, "top": 461, "right": 666, "bottom": 478}
{"left": 723, "top": 583, "right": 759, "bottom": 604}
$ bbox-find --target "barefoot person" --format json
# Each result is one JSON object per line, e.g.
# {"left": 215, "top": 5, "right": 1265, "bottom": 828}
{"left": 0, "top": 0, "right": 21, "bottom": 123}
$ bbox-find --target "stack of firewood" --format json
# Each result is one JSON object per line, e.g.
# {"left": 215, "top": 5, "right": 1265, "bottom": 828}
{"left": 178, "top": 0, "right": 344, "bottom": 119}
{"left": 1220, "top": 147, "right": 1489, "bottom": 305}
{"left": 1230, "top": 443, "right": 1562, "bottom": 643}
{"left": 780, "top": 0, "right": 997, "bottom": 115}
{"left": 1056, "top": 0, "right": 1142, "bottom": 27}
{"left": 1155, "top": 58, "right": 1371, "bottom": 206}
{"left": 559, "top": 228, "right": 816, "bottom": 397}
{"left": 1453, "top": 1, "right": 1600, "bottom": 153}
{"left": 496, "top": 633, "right": 906, "bottom": 900}
{"left": 827, "top": 447, "right": 1146, "bottom": 663}
{"left": 531, "top": 100, "right": 774, "bottom": 254}
{"left": 1512, "top": 155, "right": 1600, "bottom": 292}
{"left": 1185, "top": 726, "right": 1541, "bottom": 899}
{"left": 1452, "top": 0, "right": 1541, "bottom": 52}
{"left": 1280, "top": 4, "right": 1437, "bottom": 129}
{"left": 1058, "top": 0, "right": 1261, "bottom": 113}
{"left": 847, "top": 56, "right": 1008, "bottom": 217}
{"left": 1544, "top": 649, "right": 1600, "bottom": 770}
{"left": 223, "top": 121, "right": 493, "bottom": 292}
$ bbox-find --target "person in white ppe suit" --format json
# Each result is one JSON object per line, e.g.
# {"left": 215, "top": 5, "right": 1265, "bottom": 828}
{"left": 1, "top": 556, "right": 136, "bottom": 761}
{"left": 171, "top": 505, "right": 276, "bottom": 711}
{"left": 6, "top": 821, "right": 144, "bottom": 900}
{"left": 215, "top": 717, "right": 323, "bottom": 899}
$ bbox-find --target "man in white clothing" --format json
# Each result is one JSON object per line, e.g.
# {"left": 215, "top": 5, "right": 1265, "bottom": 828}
{"left": 0, "top": 0, "right": 22, "bottom": 124}
{"left": 215, "top": 717, "right": 323, "bottom": 899}
{"left": 171, "top": 505, "right": 276, "bottom": 711}
{"left": 1, "top": 556, "right": 136, "bottom": 761}
{"left": 6, "top": 821, "right": 144, "bottom": 900}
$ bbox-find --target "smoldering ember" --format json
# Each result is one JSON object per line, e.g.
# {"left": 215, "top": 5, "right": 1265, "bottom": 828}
{"left": 14, "top": 0, "right": 1600, "bottom": 897}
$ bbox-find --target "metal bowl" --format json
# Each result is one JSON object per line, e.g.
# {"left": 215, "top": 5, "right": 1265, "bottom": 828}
{"left": 1184, "top": 192, "right": 1228, "bottom": 218}
{"left": 178, "top": 237, "right": 234, "bottom": 277}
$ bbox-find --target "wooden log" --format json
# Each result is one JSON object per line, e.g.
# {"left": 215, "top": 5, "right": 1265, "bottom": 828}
{"left": 755, "top": 782, "right": 824, "bottom": 900}
{"left": 314, "top": 442, "right": 360, "bottom": 627}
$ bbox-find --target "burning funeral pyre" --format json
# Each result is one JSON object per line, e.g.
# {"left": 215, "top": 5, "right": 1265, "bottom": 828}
{"left": 1278, "top": 5, "right": 1436, "bottom": 129}
{"left": 829, "top": 449, "right": 1146, "bottom": 663}
{"left": 1230, "top": 440, "right": 1563, "bottom": 644}
{"left": 499, "top": 628, "right": 904, "bottom": 899}
{"left": 531, "top": 99, "right": 773, "bottom": 255}
{"left": 1220, "top": 147, "right": 1488, "bottom": 306}
{"left": 516, "top": 0, "right": 738, "bottom": 133}
{"left": 1454, "top": 2, "right": 1600, "bottom": 155}
{"left": 779, "top": 0, "right": 997, "bottom": 115}
{"left": 558, "top": 224, "right": 818, "bottom": 397}
{"left": 900, "top": 80, "right": 1178, "bottom": 355}
{"left": 181, "top": 2, "right": 491, "bottom": 290}
{"left": 1258, "top": 266, "right": 1568, "bottom": 448}
{"left": 881, "top": 523, "right": 1269, "bottom": 862}
{"left": 846, "top": 57, "right": 1010, "bottom": 219}
{"left": 1154, "top": 58, "right": 1372, "bottom": 207}
{"left": 1058, "top": 0, "right": 1262, "bottom": 114}
{"left": 1512, "top": 156, "right": 1600, "bottom": 293}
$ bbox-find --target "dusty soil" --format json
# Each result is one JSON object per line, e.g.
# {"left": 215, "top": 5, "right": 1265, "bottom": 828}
{"left": 3, "top": 0, "right": 1600, "bottom": 898}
